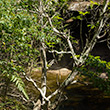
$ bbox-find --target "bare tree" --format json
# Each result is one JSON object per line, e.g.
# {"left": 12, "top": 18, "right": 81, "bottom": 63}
{"left": 23, "top": 0, "right": 110, "bottom": 109}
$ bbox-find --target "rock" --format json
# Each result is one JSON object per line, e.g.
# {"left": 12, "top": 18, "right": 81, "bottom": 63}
{"left": 47, "top": 68, "right": 72, "bottom": 76}
{"left": 99, "top": 73, "right": 108, "bottom": 80}
{"left": 68, "top": 0, "right": 104, "bottom": 11}
{"left": 68, "top": 1, "right": 91, "bottom": 11}
{"left": 32, "top": 67, "right": 72, "bottom": 76}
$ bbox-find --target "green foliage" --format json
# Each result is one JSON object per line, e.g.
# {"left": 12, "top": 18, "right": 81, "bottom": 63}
{"left": 79, "top": 11, "right": 90, "bottom": 16}
{"left": 77, "top": 55, "right": 110, "bottom": 94}
{"left": 0, "top": 97, "right": 27, "bottom": 110}
{"left": 90, "top": 0, "right": 99, "bottom": 9}
{"left": 0, "top": 61, "right": 29, "bottom": 99}
{"left": 90, "top": 0, "right": 99, "bottom": 5}
{"left": 11, "top": 72, "right": 29, "bottom": 100}
{"left": 0, "top": 0, "right": 67, "bottom": 101}
{"left": 0, "top": 0, "right": 39, "bottom": 100}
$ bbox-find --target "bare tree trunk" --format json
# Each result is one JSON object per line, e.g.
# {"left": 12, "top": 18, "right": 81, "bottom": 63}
{"left": 40, "top": 42, "right": 48, "bottom": 110}
{"left": 32, "top": 0, "right": 110, "bottom": 109}
{"left": 32, "top": 0, "right": 48, "bottom": 109}
{"left": 47, "top": 1, "right": 110, "bottom": 109}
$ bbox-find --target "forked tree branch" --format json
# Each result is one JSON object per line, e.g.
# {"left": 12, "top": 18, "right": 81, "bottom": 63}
{"left": 46, "top": 14, "right": 79, "bottom": 65}
{"left": 23, "top": 73, "right": 49, "bottom": 102}
{"left": 79, "top": 0, "right": 110, "bottom": 64}
{"left": 46, "top": 0, "right": 110, "bottom": 101}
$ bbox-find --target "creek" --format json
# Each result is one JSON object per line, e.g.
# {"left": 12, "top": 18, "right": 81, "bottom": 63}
{"left": 25, "top": 69, "right": 110, "bottom": 110}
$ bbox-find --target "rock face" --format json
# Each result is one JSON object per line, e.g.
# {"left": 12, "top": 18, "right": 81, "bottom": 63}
{"left": 68, "top": 0, "right": 104, "bottom": 11}
{"left": 48, "top": 68, "right": 71, "bottom": 76}
{"left": 68, "top": 1, "right": 91, "bottom": 11}
{"left": 32, "top": 67, "right": 71, "bottom": 76}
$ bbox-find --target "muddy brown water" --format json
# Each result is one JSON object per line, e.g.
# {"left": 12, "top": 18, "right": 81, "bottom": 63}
{"left": 25, "top": 70, "right": 110, "bottom": 110}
